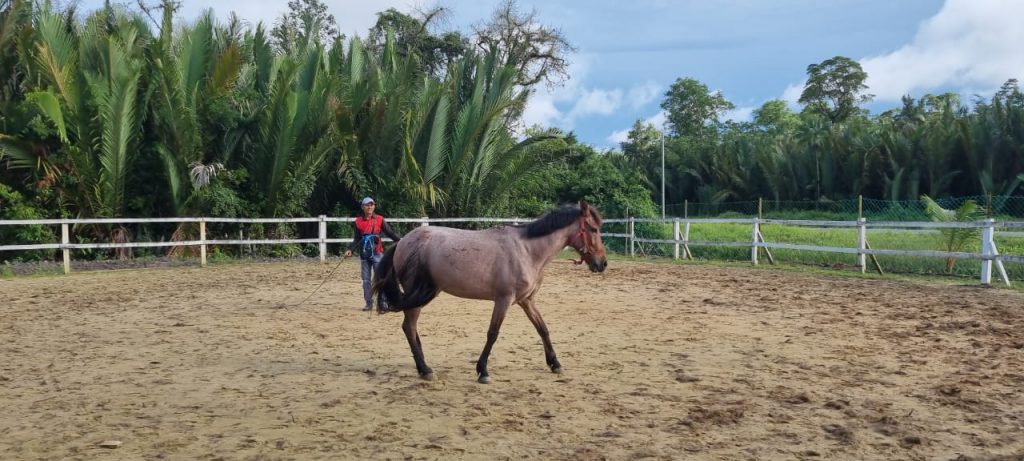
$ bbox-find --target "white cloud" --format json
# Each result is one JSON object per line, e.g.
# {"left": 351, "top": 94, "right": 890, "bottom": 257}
{"left": 861, "top": 0, "right": 1024, "bottom": 101}
{"left": 521, "top": 90, "right": 563, "bottom": 129}
{"left": 644, "top": 110, "right": 668, "bottom": 131}
{"left": 781, "top": 83, "right": 803, "bottom": 107}
{"left": 776, "top": 0, "right": 1024, "bottom": 107}
{"left": 607, "top": 129, "right": 630, "bottom": 145}
{"left": 522, "top": 58, "right": 660, "bottom": 133}
{"left": 723, "top": 106, "right": 754, "bottom": 123}
{"left": 606, "top": 110, "right": 666, "bottom": 146}
{"left": 568, "top": 88, "right": 624, "bottom": 119}
{"left": 627, "top": 81, "right": 661, "bottom": 110}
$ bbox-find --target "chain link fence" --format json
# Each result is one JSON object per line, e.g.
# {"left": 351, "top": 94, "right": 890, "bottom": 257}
{"left": 664, "top": 195, "right": 1024, "bottom": 221}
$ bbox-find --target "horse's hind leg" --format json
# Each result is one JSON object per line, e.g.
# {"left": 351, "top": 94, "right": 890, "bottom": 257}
{"left": 402, "top": 307, "right": 433, "bottom": 380}
{"left": 476, "top": 296, "right": 513, "bottom": 384}
{"left": 519, "top": 297, "right": 562, "bottom": 374}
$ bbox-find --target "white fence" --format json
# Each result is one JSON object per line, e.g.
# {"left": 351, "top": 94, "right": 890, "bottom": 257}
{"left": 1, "top": 216, "right": 1022, "bottom": 286}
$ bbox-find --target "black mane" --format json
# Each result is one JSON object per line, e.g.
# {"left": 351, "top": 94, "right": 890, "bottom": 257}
{"left": 523, "top": 206, "right": 581, "bottom": 239}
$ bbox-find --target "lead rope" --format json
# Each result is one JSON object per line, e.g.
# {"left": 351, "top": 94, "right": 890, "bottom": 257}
{"left": 280, "top": 253, "right": 350, "bottom": 308}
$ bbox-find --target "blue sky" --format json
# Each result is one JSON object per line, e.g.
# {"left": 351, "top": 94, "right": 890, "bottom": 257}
{"left": 79, "top": 0, "right": 1024, "bottom": 149}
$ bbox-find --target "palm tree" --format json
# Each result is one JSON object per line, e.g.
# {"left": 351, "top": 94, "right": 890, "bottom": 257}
{"left": 240, "top": 22, "right": 338, "bottom": 218}
{"left": 21, "top": 5, "right": 148, "bottom": 222}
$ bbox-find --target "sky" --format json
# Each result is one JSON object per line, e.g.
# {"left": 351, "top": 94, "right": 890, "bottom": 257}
{"left": 78, "top": 0, "right": 1024, "bottom": 150}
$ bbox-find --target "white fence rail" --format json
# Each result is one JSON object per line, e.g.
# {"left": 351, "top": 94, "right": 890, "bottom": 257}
{"left": 1, "top": 216, "right": 1020, "bottom": 286}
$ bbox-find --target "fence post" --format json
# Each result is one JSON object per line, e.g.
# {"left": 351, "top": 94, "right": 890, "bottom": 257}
{"left": 980, "top": 218, "right": 994, "bottom": 286}
{"left": 318, "top": 215, "right": 327, "bottom": 263}
{"left": 857, "top": 217, "right": 867, "bottom": 273}
{"left": 61, "top": 222, "right": 71, "bottom": 275}
{"left": 629, "top": 216, "right": 635, "bottom": 258}
{"left": 683, "top": 220, "right": 692, "bottom": 260}
{"left": 421, "top": 217, "right": 429, "bottom": 227}
{"left": 751, "top": 218, "right": 760, "bottom": 265}
{"left": 672, "top": 217, "right": 680, "bottom": 260}
{"left": 200, "top": 218, "right": 207, "bottom": 268}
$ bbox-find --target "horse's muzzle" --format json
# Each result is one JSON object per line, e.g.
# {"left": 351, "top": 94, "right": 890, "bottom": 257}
{"left": 588, "top": 257, "right": 607, "bottom": 273}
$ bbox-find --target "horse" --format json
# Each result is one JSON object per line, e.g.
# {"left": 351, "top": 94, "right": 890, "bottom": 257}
{"left": 371, "top": 200, "right": 608, "bottom": 383}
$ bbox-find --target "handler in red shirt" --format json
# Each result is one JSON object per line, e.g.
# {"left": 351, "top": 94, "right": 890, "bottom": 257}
{"left": 344, "top": 197, "right": 402, "bottom": 310}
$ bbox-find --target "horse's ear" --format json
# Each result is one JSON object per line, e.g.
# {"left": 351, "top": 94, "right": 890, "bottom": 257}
{"left": 579, "top": 199, "right": 589, "bottom": 211}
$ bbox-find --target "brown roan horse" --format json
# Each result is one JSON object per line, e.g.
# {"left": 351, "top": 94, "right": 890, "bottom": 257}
{"left": 372, "top": 201, "right": 608, "bottom": 383}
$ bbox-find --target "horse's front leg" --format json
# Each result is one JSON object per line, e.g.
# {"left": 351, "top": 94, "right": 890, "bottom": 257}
{"left": 519, "top": 297, "right": 562, "bottom": 374}
{"left": 476, "top": 296, "right": 513, "bottom": 384}
{"left": 402, "top": 307, "right": 433, "bottom": 380}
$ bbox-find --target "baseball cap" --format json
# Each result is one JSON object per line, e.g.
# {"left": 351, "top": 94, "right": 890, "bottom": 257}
{"left": 361, "top": 197, "right": 375, "bottom": 205}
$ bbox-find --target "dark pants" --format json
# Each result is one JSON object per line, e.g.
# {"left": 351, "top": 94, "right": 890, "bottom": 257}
{"left": 361, "top": 252, "right": 383, "bottom": 307}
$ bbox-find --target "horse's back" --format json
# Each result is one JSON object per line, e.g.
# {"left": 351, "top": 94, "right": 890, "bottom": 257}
{"left": 397, "top": 225, "right": 524, "bottom": 300}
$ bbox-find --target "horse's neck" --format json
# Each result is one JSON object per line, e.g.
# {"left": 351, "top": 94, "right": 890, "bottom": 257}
{"left": 522, "top": 224, "right": 575, "bottom": 268}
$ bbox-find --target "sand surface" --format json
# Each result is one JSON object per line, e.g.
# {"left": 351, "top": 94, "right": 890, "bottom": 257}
{"left": 2, "top": 259, "right": 1023, "bottom": 460}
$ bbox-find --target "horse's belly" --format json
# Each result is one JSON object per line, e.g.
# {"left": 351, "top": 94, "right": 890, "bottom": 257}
{"left": 433, "top": 272, "right": 495, "bottom": 300}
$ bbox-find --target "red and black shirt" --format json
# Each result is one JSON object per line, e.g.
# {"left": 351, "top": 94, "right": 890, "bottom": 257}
{"left": 349, "top": 214, "right": 402, "bottom": 255}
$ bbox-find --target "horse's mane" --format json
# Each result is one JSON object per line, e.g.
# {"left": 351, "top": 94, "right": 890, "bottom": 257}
{"left": 522, "top": 205, "right": 601, "bottom": 239}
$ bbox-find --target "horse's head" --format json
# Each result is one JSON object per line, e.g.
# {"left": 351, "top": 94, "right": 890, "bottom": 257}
{"left": 570, "top": 200, "right": 608, "bottom": 272}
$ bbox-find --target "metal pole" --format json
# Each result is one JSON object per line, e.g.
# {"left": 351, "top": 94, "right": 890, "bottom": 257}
{"left": 661, "top": 133, "right": 666, "bottom": 219}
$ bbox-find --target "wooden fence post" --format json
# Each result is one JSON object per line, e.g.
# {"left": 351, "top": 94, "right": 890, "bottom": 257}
{"left": 200, "top": 218, "right": 207, "bottom": 268}
{"left": 672, "top": 217, "right": 680, "bottom": 260}
{"left": 421, "top": 217, "right": 429, "bottom": 227}
{"left": 318, "top": 215, "right": 327, "bottom": 263}
{"left": 61, "top": 222, "right": 70, "bottom": 275}
{"left": 751, "top": 218, "right": 760, "bottom": 265}
{"left": 857, "top": 217, "right": 867, "bottom": 273}
{"left": 980, "top": 218, "right": 994, "bottom": 285}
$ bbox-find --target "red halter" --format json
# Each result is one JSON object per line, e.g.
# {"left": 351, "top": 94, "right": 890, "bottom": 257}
{"left": 568, "top": 215, "right": 592, "bottom": 265}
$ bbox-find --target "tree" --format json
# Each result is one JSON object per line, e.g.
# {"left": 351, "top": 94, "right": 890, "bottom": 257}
{"left": 367, "top": 8, "right": 468, "bottom": 77}
{"left": 752, "top": 99, "right": 798, "bottom": 133}
{"left": 660, "top": 77, "right": 734, "bottom": 137}
{"left": 18, "top": 4, "right": 149, "bottom": 220}
{"left": 472, "top": 0, "right": 575, "bottom": 88}
{"left": 799, "top": 56, "right": 872, "bottom": 123}
{"left": 270, "top": 0, "right": 339, "bottom": 53}
{"left": 619, "top": 120, "right": 662, "bottom": 165}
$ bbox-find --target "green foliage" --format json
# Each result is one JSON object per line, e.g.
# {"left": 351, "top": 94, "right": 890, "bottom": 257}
{"left": 921, "top": 194, "right": 984, "bottom": 272}
{"left": 0, "top": 183, "right": 56, "bottom": 261}
{"left": 799, "top": 56, "right": 872, "bottom": 123}
{"left": 660, "top": 77, "right": 734, "bottom": 137}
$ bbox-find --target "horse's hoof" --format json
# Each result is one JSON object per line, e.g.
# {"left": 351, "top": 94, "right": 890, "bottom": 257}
{"left": 551, "top": 367, "right": 563, "bottom": 374}
{"left": 420, "top": 372, "right": 434, "bottom": 381}
{"left": 478, "top": 375, "right": 492, "bottom": 384}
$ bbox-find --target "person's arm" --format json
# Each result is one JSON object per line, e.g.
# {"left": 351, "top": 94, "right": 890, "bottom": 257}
{"left": 381, "top": 220, "right": 401, "bottom": 243}
{"left": 346, "top": 221, "right": 363, "bottom": 255}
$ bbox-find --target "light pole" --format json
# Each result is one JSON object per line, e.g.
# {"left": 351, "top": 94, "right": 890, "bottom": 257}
{"left": 661, "top": 132, "right": 666, "bottom": 219}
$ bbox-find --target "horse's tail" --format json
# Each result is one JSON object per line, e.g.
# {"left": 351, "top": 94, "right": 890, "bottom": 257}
{"left": 371, "top": 243, "right": 438, "bottom": 313}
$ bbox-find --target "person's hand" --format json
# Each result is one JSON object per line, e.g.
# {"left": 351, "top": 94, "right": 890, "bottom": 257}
{"left": 344, "top": 250, "right": 352, "bottom": 258}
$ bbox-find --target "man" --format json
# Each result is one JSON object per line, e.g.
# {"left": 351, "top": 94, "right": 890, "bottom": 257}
{"left": 344, "top": 197, "right": 402, "bottom": 311}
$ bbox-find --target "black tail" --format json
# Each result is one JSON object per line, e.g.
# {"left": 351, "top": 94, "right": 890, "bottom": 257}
{"left": 371, "top": 244, "right": 439, "bottom": 313}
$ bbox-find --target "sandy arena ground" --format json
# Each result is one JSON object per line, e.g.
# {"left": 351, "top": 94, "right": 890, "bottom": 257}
{"left": 2, "top": 259, "right": 1023, "bottom": 460}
